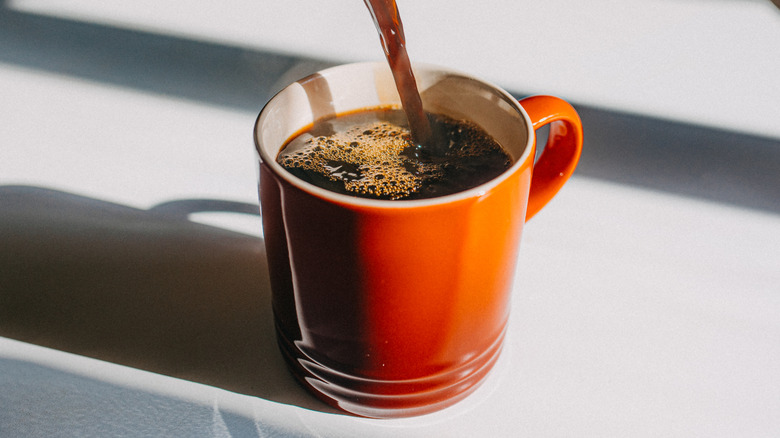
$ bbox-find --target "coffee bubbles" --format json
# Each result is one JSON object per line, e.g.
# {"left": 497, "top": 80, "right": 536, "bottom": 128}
{"left": 277, "top": 108, "right": 512, "bottom": 200}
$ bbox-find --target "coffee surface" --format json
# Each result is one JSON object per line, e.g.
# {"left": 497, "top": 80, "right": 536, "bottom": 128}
{"left": 277, "top": 108, "right": 512, "bottom": 200}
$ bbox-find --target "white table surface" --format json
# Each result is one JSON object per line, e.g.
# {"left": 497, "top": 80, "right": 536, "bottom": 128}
{"left": 2, "top": 1, "right": 779, "bottom": 437}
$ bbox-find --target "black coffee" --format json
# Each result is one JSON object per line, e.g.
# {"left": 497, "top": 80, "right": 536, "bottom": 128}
{"left": 277, "top": 108, "right": 512, "bottom": 200}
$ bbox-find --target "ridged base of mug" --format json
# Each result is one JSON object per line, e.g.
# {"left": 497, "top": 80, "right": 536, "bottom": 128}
{"left": 276, "top": 325, "right": 506, "bottom": 418}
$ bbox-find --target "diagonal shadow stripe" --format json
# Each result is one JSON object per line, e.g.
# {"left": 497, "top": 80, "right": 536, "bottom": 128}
{"left": 569, "top": 105, "right": 780, "bottom": 214}
{"left": 0, "top": 5, "right": 335, "bottom": 112}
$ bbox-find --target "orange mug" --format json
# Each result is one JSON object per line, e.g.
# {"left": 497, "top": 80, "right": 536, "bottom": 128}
{"left": 254, "top": 62, "right": 582, "bottom": 418}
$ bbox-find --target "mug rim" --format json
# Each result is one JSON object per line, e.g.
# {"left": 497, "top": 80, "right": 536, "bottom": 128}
{"left": 254, "top": 61, "right": 535, "bottom": 209}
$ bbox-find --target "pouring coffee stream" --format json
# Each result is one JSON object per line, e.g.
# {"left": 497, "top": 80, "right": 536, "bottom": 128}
{"left": 363, "top": 0, "right": 434, "bottom": 150}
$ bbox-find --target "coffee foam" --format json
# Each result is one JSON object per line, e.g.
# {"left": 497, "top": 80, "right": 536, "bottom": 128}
{"left": 278, "top": 110, "right": 512, "bottom": 200}
{"left": 278, "top": 121, "right": 435, "bottom": 199}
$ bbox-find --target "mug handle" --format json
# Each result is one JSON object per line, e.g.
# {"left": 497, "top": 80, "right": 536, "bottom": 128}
{"left": 518, "top": 95, "right": 583, "bottom": 220}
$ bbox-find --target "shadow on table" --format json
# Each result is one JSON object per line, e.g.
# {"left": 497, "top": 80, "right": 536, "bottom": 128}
{"left": 0, "top": 185, "right": 337, "bottom": 417}
{"left": 0, "top": 3, "right": 335, "bottom": 113}
{"left": 572, "top": 106, "right": 780, "bottom": 215}
{"left": 0, "top": 357, "right": 298, "bottom": 437}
